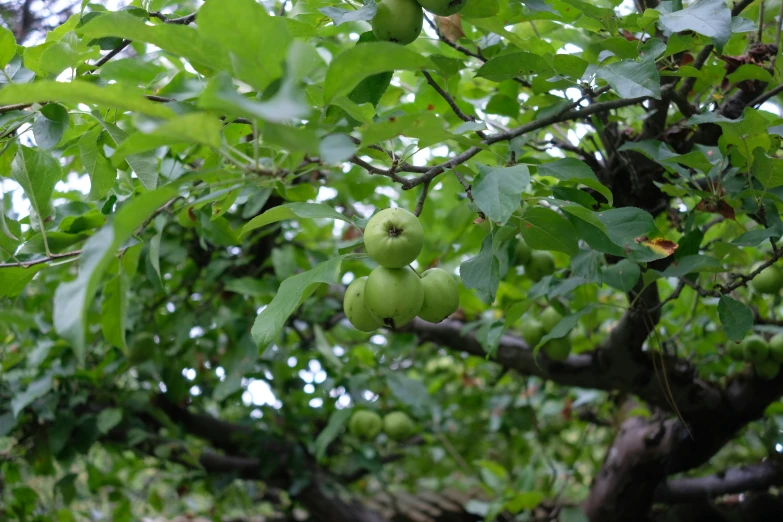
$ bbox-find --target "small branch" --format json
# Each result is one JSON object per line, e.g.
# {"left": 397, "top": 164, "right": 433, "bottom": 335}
{"left": 421, "top": 71, "right": 474, "bottom": 124}
{"left": 149, "top": 12, "right": 197, "bottom": 25}
{"left": 772, "top": 0, "right": 783, "bottom": 69}
{"left": 93, "top": 39, "right": 131, "bottom": 68}
{"left": 0, "top": 103, "right": 33, "bottom": 114}
{"left": 656, "top": 461, "right": 783, "bottom": 503}
{"left": 686, "top": 248, "right": 783, "bottom": 297}
{"left": 413, "top": 181, "right": 430, "bottom": 217}
{"left": 748, "top": 82, "right": 783, "bottom": 107}
{"left": 0, "top": 249, "right": 81, "bottom": 269}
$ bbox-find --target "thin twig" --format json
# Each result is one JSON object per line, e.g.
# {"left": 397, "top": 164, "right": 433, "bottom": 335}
{"left": 748, "top": 83, "right": 783, "bottom": 107}
{"left": 0, "top": 250, "right": 82, "bottom": 269}
{"left": 421, "top": 70, "right": 475, "bottom": 124}
{"left": 0, "top": 103, "right": 33, "bottom": 114}
{"left": 413, "top": 181, "right": 430, "bottom": 217}
{"left": 93, "top": 39, "right": 131, "bottom": 68}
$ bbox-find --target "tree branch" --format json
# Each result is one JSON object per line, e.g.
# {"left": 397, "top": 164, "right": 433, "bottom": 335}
{"left": 656, "top": 461, "right": 783, "bottom": 503}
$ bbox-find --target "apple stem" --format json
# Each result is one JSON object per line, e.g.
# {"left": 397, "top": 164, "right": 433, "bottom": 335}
{"left": 409, "top": 265, "right": 422, "bottom": 278}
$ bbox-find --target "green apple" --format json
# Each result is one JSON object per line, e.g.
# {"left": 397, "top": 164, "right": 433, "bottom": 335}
{"left": 750, "top": 263, "right": 783, "bottom": 295}
{"left": 417, "top": 268, "right": 459, "bottom": 323}
{"left": 526, "top": 251, "right": 556, "bottom": 282}
{"left": 742, "top": 334, "right": 769, "bottom": 363}
{"left": 416, "top": 0, "right": 467, "bottom": 16}
{"left": 343, "top": 277, "right": 383, "bottom": 332}
{"left": 543, "top": 336, "right": 571, "bottom": 361}
{"left": 364, "top": 266, "right": 424, "bottom": 328}
{"left": 727, "top": 342, "right": 745, "bottom": 361}
{"left": 364, "top": 207, "right": 425, "bottom": 268}
{"left": 383, "top": 411, "right": 415, "bottom": 440}
{"left": 755, "top": 359, "right": 780, "bottom": 380}
{"left": 541, "top": 306, "right": 563, "bottom": 333}
{"left": 372, "top": 0, "right": 423, "bottom": 46}
{"left": 769, "top": 333, "right": 783, "bottom": 363}
{"left": 349, "top": 410, "right": 383, "bottom": 440}
{"left": 515, "top": 238, "right": 532, "bottom": 266}
{"left": 520, "top": 318, "right": 545, "bottom": 347}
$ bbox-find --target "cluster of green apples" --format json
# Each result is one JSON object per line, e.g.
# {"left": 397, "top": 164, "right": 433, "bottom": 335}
{"left": 515, "top": 238, "right": 557, "bottom": 282}
{"left": 344, "top": 208, "right": 460, "bottom": 331}
{"left": 520, "top": 306, "right": 572, "bottom": 360}
{"left": 349, "top": 410, "right": 416, "bottom": 441}
{"left": 372, "top": 0, "right": 467, "bottom": 45}
{"left": 729, "top": 333, "right": 783, "bottom": 380}
{"left": 750, "top": 263, "right": 783, "bottom": 295}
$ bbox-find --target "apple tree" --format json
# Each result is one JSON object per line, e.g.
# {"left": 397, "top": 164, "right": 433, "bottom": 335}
{"left": 1, "top": 0, "right": 783, "bottom": 520}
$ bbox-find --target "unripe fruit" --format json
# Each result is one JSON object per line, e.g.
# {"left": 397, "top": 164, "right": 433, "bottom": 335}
{"left": 364, "top": 266, "right": 424, "bottom": 328}
{"left": 363, "top": 208, "right": 424, "bottom": 268}
{"left": 416, "top": 0, "right": 467, "bottom": 16}
{"left": 742, "top": 334, "right": 769, "bottom": 363}
{"left": 372, "top": 0, "right": 423, "bottom": 46}
{"left": 750, "top": 263, "right": 783, "bottom": 295}
{"left": 515, "top": 238, "right": 532, "bottom": 266}
{"left": 520, "top": 318, "right": 545, "bottom": 347}
{"left": 543, "top": 336, "right": 571, "bottom": 361}
{"left": 383, "top": 411, "right": 415, "bottom": 440}
{"left": 770, "top": 333, "right": 783, "bottom": 363}
{"left": 540, "top": 306, "right": 563, "bottom": 333}
{"left": 755, "top": 359, "right": 780, "bottom": 380}
{"left": 343, "top": 277, "right": 383, "bottom": 332}
{"left": 417, "top": 268, "right": 459, "bottom": 323}
{"left": 526, "top": 251, "right": 556, "bottom": 282}
{"left": 727, "top": 342, "right": 745, "bottom": 361}
{"left": 349, "top": 410, "right": 383, "bottom": 440}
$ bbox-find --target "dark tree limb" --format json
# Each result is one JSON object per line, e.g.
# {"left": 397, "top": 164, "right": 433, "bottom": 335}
{"left": 656, "top": 461, "right": 783, "bottom": 503}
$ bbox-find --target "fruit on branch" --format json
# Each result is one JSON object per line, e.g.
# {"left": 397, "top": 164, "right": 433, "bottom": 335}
{"left": 344, "top": 276, "right": 383, "bottom": 332}
{"left": 541, "top": 306, "right": 563, "bottom": 333}
{"left": 364, "top": 266, "right": 424, "bottom": 328}
{"left": 372, "top": 0, "right": 424, "bottom": 46}
{"left": 417, "top": 268, "right": 460, "bottom": 323}
{"left": 750, "top": 263, "right": 783, "bottom": 295}
{"left": 383, "top": 411, "right": 416, "bottom": 440}
{"left": 754, "top": 359, "right": 780, "bottom": 380}
{"left": 742, "top": 334, "right": 770, "bottom": 363}
{"left": 520, "top": 318, "right": 545, "bottom": 347}
{"left": 416, "top": 0, "right": 467, "bottom": 16}
{"left": 349, "top": 410, "right": 383, "bottom": 440}
{"left": 515, "top": 238, "right": 532, "bottom": 266}
{"left": 526, "top": 251, "right": 556, "bottom": 282}
{"left": 543, "top": 336, "right": 572, "bottom": 361}
{"left": 727, "top": 341, "right": 745, "bottom": 361}
{"left": 364, "top": 207, "right": 424, "bottom": 268}
{"left": 770, "top": 333, "right": 783, "bottom": 363}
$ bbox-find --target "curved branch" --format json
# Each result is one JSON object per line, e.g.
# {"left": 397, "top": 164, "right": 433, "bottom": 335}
{"left": 656, "top": 461, "right": 783, "bottom": 503}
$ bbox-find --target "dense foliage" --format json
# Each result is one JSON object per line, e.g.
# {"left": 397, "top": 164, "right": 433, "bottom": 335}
{"left": 1, "top": 0, "right": 783, "bottom": 521}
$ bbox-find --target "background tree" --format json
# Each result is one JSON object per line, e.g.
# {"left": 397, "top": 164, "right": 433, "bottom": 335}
{"left": 1, "top": 0, "right": 783, "bottom": 521}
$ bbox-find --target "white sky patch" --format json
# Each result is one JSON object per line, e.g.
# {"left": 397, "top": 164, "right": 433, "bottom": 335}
{"left": 244, "top": 379, "right": 277, "bottom": 407}
{"left": 316, "top": 186, "right": 338, "bottom": 202}
{"left": 558, "top": 43, "right": 584, "bottom": 55}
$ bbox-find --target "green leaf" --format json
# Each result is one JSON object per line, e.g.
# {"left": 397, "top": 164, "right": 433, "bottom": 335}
{"left": 80, "top": 12, "right": 225, "bottom": 72}
{"left": 596, "top": 59, "right": 661, "bottom": 99}
{"left": 475, "top": 52, "right": 555, "bottom": 82}
{"left": 732, "top": 228, "right": 780, "bottom": 247}
{"left": 0, "top": 81, "right": 175, "bottom": 119}
{"left": 462, "top": 0, "right": 500, "bottom": 17}
{"left": 320, "top": 134, "right": 357, "bottom": 164}
{"left": 32, "top": 104, "right": 69, "bottom": 151}
{"left": 240, "top": 203, "right": 353, "bottom": 238}
{"left": 472, "top": 164, "right": 530, "bottom": 225}
{"left": 385, "top": 372, "right": 432, "bottom": 416}
{"left": 460, "top": 233, "right": 500, "bottom": 303}
{"left": 537, "top": 158, "right": 613, "bottom": 205}
{"left": 96, "top": 408, "right": 123, "bottom": 434}
{"left": 319, "top": 3, "right": 377, "bottom": 26}
{"left": 252, "top": 255, "right": 350, "bottom": 352}
{"left": 727, "top": 64, "right": 772, "bottom": 84}
{"left": 0, "top": 26, "right": 16, "bottom": 68}
{"left": 324, "top": 42, "right": 432, "bottom": 103}
{"left": 197, "top": 0, "right": 291, "bottom": 91}
{"left": 79, "top": 126, "right": 116, "bottom": 201}
{"left": 519, "top": 207, "right": 579, "bottom": 256}
{"left": 360, "top": 112, "right": 451, "bottom": 148}
{"left": 597, "top": 207, "right": 658, "bottom": 246}
{"left": 100, "top": 58, "right": 166, "bottom": 86}
{"left": 658, "top": 0, "right": 732, "bottom": 49}
{"left": 101, "top": 274, "right": 128, "bottom": 353}
{"left": 0, "top": 266, "right": 45, "bottom": 298}
{"left": 661, "top": 255, "right": 722, "bottom": 277}
{"left": 718, "top": 295, "right": 753, "bottom": 342}
{"left": 559, "top": 507, "right": 589, "bottom": 522}
{"left": 12, "top": 375, "right": 52, "bottom": 417}
{"left": 602, "top": 259, "right": 641, "bottom": 292}
{"left": 506, "top": 491, "right": 544, "bottom": 513}
{"left": 314, "top": 409, "right": 352, "bottom": 460}
{"left": 111, "top": 113, "right": 222, "bottom": 164}
{"left": 54, "top": 173, "right": 204, "bottom": 361}
{"left": 752, "top": 149, "right": 783, "bottom": 189}
{"left": 536, "top": 305, "right": 595, "bottom": 349}
{"left": 11, "top": 146, "right": 62, "bottom": 227}
{"left": 98, "top": 120, "right": 158, "bottom": 191}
